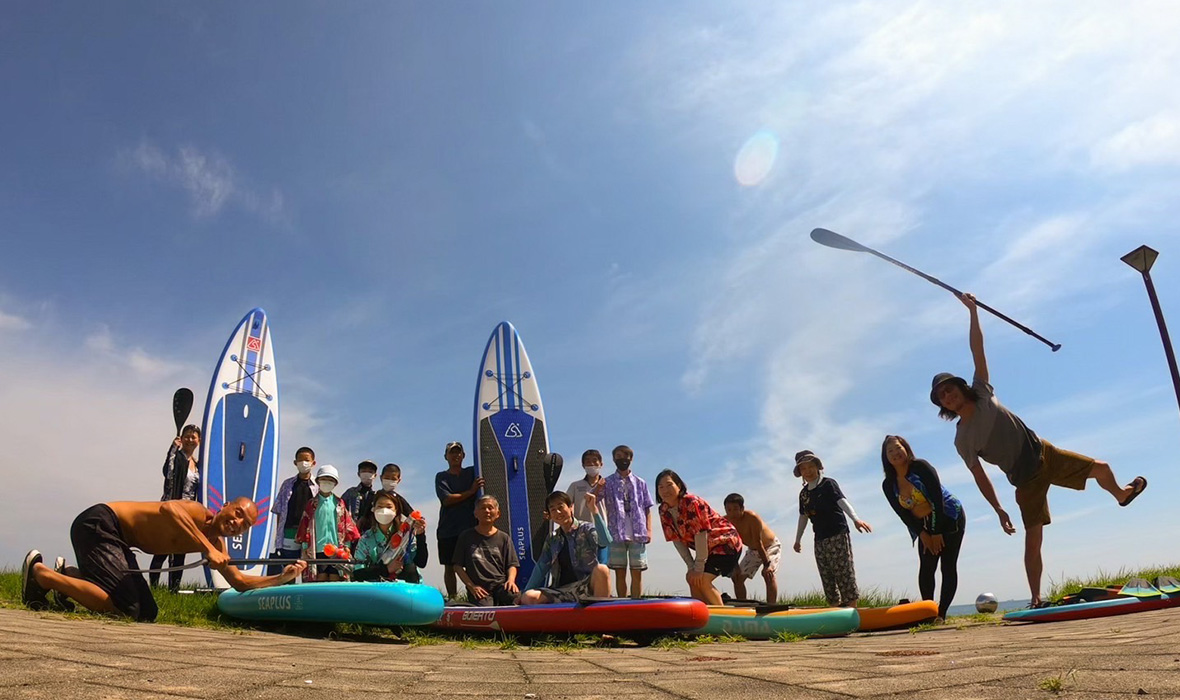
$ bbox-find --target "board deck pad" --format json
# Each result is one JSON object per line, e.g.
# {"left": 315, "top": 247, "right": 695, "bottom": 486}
{"left": 474, "top": 322, "right": 551, "bottom": 586}
{"left": 202, "top": 308, "right": 279, "bottom": 585}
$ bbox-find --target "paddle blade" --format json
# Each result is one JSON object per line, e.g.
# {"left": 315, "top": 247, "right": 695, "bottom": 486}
{"left": 172, "top": 388, "right": 194, "bottom": 435}
{"left": 810, "top": 228, "right": 872, "bottom": 253}
{"left": 1154, "top": 576, "right": 1180, "bottom": 595}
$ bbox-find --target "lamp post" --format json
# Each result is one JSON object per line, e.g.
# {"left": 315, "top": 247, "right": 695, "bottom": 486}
{"left": 1121, "top": 245, "right": 1180, "bottom": 420}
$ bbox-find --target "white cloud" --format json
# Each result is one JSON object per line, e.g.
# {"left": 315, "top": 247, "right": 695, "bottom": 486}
{"left": 0, "top": 308, "right": 30, "bottom": 331}
{"left": 120, "top": 139, "right": 288, "bottom": 224}
{"left": 1092, "top": 113, "right": 1180, "bottom": 171}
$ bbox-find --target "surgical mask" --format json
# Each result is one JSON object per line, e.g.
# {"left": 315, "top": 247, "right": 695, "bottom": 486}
{"left": 359, "top": 472, "right": 376, "bottom": 486}
{"left": 296, "top": 460, "right": 313, "bottom": 475}
{"left": 584, "top": 466, "right": 601, "bottom": 478}
{"left": 381, "top": 479, "right": 399, "bottom": 492}
{"left": 374, "top": 508, "right": 395, "bottom": 525}
{"left": 317, "top": 480, "right": 336, "bottom": 495}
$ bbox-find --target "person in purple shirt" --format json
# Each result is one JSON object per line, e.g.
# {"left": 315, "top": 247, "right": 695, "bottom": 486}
{"left": 599, "top": 445, "right": 654, "bottom": 598}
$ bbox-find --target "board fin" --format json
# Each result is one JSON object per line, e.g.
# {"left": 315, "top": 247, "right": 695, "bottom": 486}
{"left": 1153, "top": 576, "right": 1180, "bottom": 595}
{"left": 1118, "top": 577, "right": 1161, "bottom": 598}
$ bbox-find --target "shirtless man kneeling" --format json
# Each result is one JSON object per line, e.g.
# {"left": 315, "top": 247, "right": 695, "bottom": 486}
{"left": 723, "top": 493, "right": 782, "bottom": 604}
{"left": 21, "top": 497, "right": 307, "bottom": 621}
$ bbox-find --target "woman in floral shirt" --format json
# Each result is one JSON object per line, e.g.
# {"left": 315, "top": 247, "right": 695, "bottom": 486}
{"left": 353, "top": 492, "right": 428, "bottom": 584}
{"left": 656, "top": 469, "right": 741, "bottom": 605}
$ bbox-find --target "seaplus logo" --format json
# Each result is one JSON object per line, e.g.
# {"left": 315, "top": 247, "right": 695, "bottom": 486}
{"left": 515, "top": 527, "right": 527, "bottom": 560}
{"left": 504, "top": 423, "right": 523, "bottom": 439}
{"left": 230, "top": 534, "right": 244, "bottom": 555}
{"left": 257, "top": 595, "right": 293, "bottom": 611}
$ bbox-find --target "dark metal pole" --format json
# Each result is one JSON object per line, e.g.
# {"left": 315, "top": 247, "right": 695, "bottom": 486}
{"left": 1139, "top": 269, "right": 1180, "bottom": 419}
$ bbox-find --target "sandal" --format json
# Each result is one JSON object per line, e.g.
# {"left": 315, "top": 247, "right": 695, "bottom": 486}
{"left": 1119, "top": 476, "right": 1147, "bottom": 507}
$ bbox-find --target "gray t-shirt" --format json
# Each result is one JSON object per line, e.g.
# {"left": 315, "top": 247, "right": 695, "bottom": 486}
{"left": 954, "top": 376, "right": 1043, "bottom": 487}
{"left": 566, "top": 477, "right": 607, "bottom": 524}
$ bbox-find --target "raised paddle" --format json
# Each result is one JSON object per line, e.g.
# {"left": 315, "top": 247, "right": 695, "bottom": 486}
{"left": 131, "top": 557, "right": 346, "bottom": 574}
{"left": 810, "top": 227, "right": 1062, "bottom": 352}
{"left": 172, "top": 388, "right": 194, "bottom": 436}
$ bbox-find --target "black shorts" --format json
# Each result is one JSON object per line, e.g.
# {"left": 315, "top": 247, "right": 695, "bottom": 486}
{"left": 70, "top": 505, "right": 158, "bottom": 622}
{"left": 438, "top": 536, "right": 459, "bottom": 567}
{"left": 703, "top": 551, "right": 740, "bottom": 578}
{"left": 468, "top": 584, "right": 516, "bottom": 607}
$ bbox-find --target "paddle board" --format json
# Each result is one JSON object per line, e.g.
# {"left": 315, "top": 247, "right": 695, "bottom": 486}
{"left": 218, "top": 581, "right": 444, "bottom": 626}
{"left": 700, "top": 605, "right": 859, "bottom": 639}
{"left": 201, "top": 308, "right": 279, "bottom": 587}
{"left": 1003, "top": 578, "right": 1180, "bottom": 623}
{"left": 434, "top": 597, "right": 708, "bottom": 635}
{"left": 856, "top": 600, "right": 939, "bottom": 631}
{"left": 474, "top": 321, "right": 553, "bottom": 586}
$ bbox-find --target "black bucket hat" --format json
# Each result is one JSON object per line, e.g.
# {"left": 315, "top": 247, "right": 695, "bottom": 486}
{"left": 793, "top": 450, "right": 823, "bottom": 478}
{"left": 930, "top": 372, "right": 969, "bottom": 406}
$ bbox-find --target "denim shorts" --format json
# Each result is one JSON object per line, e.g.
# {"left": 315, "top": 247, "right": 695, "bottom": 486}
{"left": 608, "top": 541, "right": 647, "bottom": 571}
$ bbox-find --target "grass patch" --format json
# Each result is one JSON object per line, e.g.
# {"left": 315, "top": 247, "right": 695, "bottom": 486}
{"left": 908, "top": 622, "right": 938, "bottom": 635}
{"left": 497, "top": 635, "right": 520, "bottom": 650}
{"left": 651, "top": 635, "right": 696, "bottom": 651}
{"left": 770, "top": 630, "right": 807, "bottom": 643}
{"left": 1037, "top": 670, "right": 1075, "bottom": 694}
{"left": 774, "top": 586, "right": 900, "bottom": 609}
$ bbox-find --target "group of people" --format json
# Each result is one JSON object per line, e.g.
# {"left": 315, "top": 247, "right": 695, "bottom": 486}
{"left": 21, "top": 292, "right": 1148, "bottom": 622}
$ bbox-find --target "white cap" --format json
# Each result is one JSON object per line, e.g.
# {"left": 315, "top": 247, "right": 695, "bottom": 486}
{"left": 314, "top": 464, "right": 339, "bottom": 483}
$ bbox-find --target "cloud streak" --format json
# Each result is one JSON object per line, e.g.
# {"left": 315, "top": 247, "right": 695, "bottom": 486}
{"left": 120, "top": 140, "right": 287, "bottom": 224}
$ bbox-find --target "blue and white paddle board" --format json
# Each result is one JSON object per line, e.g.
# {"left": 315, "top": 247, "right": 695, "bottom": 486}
{"left": 201, "top": 308, "right": 279, "bottom": 587}
{"left": 474, "top": 321, "right": 550, "bottom": 587}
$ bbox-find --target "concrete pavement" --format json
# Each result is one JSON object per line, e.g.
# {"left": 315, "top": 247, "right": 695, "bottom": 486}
{"left": 2, "top": 606, "right": 1179, "bottom": 699}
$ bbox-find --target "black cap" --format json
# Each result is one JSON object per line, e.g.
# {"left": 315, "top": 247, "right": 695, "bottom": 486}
{"left": 930, "top": 373, "right": 968, "bottom": 406}
{"left": 793, "top": 450, "right": 823, "bottom": 478}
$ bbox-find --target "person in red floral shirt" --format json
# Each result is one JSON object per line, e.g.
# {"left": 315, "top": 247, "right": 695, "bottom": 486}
{"left": 656, "top": 469, "right": 741, "bottom": 604}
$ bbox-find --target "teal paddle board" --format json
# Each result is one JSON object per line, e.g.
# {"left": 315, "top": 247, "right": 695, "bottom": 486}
{"left": 218, "top": 581, "right": 444, "bottom": 626}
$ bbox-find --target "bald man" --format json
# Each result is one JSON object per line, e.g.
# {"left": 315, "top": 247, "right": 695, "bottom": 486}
{"left": 21, "top": 497, "right": 307, "bottom": 621}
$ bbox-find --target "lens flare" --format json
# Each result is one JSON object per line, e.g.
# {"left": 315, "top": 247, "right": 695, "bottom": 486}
{"left": 734, "top": 130, "right": 779, "bottom": 187}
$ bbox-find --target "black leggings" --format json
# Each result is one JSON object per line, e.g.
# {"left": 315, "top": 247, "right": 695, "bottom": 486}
{"left": 918, "top": 515, "right": 965, "bottom": 618}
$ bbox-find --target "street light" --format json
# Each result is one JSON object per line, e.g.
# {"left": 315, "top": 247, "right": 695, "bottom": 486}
{"left": 1121, "top": 245, "right": 1180, "bottom": 421}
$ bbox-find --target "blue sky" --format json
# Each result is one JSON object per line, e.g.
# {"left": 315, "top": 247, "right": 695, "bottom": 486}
{"left": 4, "top": 2, "right": 1180, "bottom": 603}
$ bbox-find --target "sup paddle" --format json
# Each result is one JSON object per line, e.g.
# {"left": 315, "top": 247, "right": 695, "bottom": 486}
{"left": 172, "top": 388, "right": 194, "bottom": 436}
{"left": 810, "top": 228, "right": 1062, "bottom": 352}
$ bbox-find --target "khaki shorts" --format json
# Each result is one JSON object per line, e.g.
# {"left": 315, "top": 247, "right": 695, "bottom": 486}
{"left": 1014, "top": 440, "right": 1095, "bottom": 528}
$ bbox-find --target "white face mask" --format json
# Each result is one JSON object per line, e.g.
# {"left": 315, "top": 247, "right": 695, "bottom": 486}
{"left": 359, "top": 473, "right": 376, "bottom": 486}
{"left": 296, "top": 461, "right": 312, "bottom": 475}
{"left": 584, "top": 466, "right": 601, "bottom": 478}
{"left": 317, "top": 480, "right": 336, "bottom": 495}
{"left": 381, "top": 479, "right": 399, "bottom": 492}
{"left": 374, "top": 507, "right": 395, "bottom": 525}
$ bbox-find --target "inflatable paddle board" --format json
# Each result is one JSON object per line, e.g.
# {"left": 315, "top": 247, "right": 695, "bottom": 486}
{"left": 1003, "top": 578, "right": 1180, "bottom": 623}
{"left": 218, "top": 581, "right": 444, "bottom": 626}
{"left": 201, "top": 308, "right": 279, "bottom": 587}
{"left": 474, "top": 321, "right": 555, "bottom": 586}
{"left": 434, "top": 597, "right": 708, "bottom": 635}
{"left": 700, "top": 604, "right": 859, "bottom": 639}
{"left": 856, "top": 600, "right": 939, "bottom": 631}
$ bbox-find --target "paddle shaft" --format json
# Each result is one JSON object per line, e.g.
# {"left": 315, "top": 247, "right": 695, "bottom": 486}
{"left": 130, "top": 557, "right": 350, "bottom": 574}
{"left": 812, "top": 228, "right": 1062, "bottom": 352}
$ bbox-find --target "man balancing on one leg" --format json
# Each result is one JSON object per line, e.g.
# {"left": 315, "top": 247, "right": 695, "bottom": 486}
{"left": 933, "top": 292, "right": 1147, "bottom": 606}
{"left": 21, "top": 497, "right": 307, "bottom": 622}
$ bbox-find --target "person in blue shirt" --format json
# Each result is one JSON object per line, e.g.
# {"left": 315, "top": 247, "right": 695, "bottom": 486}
{"left": 520, "top": 491, "right": 612, "bottom": 604}
{"left": 881, "top": 435, "right": 965, "bottom": 622}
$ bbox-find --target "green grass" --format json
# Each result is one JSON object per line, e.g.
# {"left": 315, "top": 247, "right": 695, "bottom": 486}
{"left": 770, "top": 630, "right": 807, "bottom": 643}
{"left": 650, "top": 635, "right": 696, "bottom": 650}
{"left": 773, "top": 586, "right": 900, "bottom": 609}
{"left": 1037, "top": 670, "right": 1075, "bottom": 694}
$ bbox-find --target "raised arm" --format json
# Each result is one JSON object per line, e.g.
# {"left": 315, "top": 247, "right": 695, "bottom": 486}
{"left": 961, "top": 293, "right": 988, "bottom": 384}
{"left": 220, "top": 560, "right": 306, "bottom": 591}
